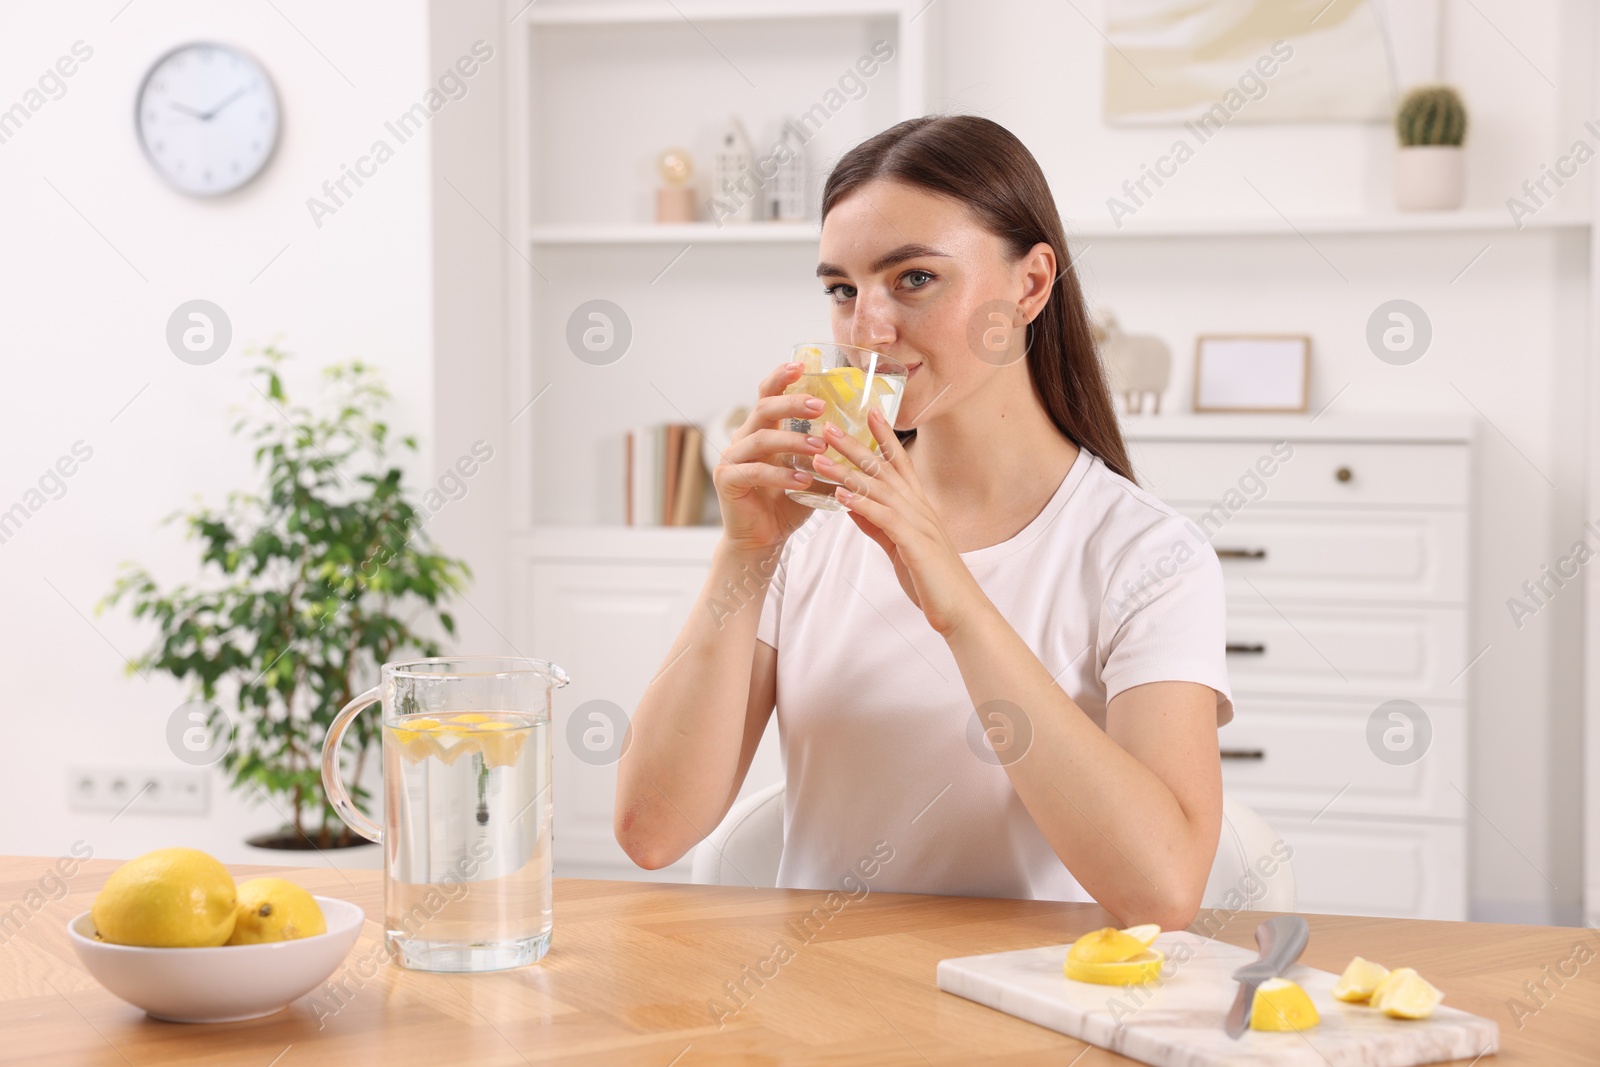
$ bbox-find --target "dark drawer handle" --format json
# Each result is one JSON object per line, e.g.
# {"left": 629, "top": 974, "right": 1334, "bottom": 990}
{"left": 1215, "top": 547, "right": 1267, "bottom": 560}
{"left": 1220, "top": 748, "right": 1265, "bottom": 760}
{"left": 1335, "top": 466, "right": 1353, "bottom": 483}
{"left": 1226, "top": 643, "right": 1266, "bottom": 655}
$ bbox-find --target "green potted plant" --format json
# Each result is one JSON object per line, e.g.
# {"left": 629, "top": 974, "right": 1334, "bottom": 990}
{"left": 103, "top": 346, "right": 470, "bottom": 850}
{"left": 1394, "top": 84, "right": 1468, "bottom": 211}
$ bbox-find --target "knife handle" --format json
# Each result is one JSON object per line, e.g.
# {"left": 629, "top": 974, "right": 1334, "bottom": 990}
{"left": 1258, "top": 916, "right": 1310, "bottom": 976}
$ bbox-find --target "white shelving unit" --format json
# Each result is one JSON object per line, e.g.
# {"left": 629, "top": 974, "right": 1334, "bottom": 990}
{"left": 527, "top": 211, "right": 1589, "bottom": 248}
{"left": 504, "top": 0, "right": 931, "bottom": 882}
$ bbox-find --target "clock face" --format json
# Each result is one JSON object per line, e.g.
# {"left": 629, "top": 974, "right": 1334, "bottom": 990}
{"left": 136, "top": 42, "right": 279, "bottom": 197}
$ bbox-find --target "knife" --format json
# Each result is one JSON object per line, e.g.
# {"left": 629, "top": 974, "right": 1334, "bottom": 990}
{"left": 1224, "top": 915, "right": 1310, "bottom": 1038}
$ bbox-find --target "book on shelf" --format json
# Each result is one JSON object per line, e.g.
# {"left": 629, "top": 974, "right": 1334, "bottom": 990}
{"left": 625, "top": 423, "right": 710, "bottom": 526}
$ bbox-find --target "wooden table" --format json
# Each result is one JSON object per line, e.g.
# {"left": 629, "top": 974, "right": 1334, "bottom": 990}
{"left": 3, "top": 857, "right": 1596, "bottom": 1065}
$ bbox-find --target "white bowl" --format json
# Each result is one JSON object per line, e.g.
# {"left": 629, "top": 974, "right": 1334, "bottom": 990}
{"left": 67, "top": 896, "right": 365, "bottom": 1023}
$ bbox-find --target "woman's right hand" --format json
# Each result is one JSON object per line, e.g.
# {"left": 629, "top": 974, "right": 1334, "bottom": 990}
{"left": 713, "top": 360, "right": 829, "bottom": 555}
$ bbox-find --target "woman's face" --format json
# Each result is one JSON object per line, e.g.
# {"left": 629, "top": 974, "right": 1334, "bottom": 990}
{"left": 816, "top": 178, "right": 1055, "bottom": 430}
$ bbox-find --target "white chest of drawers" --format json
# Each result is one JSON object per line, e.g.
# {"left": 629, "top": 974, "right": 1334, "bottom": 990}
{"left": 1123, "top": 414, "right": 1475, "bottom": 920}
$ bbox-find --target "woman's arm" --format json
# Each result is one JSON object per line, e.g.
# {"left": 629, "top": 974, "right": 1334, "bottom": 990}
{"left": 613, "top": 539, "right": 781, "bottom": 870}
{"left": 820, "top": 413, "right": 1222, "bottom": 927}
{"left": 942, "top": 603, "right": 1223, "bottom": 928}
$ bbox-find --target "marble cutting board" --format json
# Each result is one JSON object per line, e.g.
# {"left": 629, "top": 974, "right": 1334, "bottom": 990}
{"left": 936, "top": 932, "right": 1499, "bottom": 1066}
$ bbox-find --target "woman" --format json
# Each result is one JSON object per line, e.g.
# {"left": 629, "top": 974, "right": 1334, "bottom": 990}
{"left": 616, "top": 115, "right": 1232, "bottom": 928}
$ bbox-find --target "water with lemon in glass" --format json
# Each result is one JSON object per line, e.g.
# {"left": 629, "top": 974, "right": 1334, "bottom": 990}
{"left": 784, "top": 346, "right": 906, "bottom": 510}
{"left": 381, "top": 711, "right": 552, "bottom": 970}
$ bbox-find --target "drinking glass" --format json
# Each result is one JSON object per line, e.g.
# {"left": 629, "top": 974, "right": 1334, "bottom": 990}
{"left": 322, "top": 656, "right": 569, "bottom": 972}
{"left": 781, "top": 342, "right": 908, "bottom": 511}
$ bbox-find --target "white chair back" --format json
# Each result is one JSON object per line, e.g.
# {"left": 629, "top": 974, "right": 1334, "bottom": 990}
{"left": 690, "top": 782, "right": 1297, "bottom": 913}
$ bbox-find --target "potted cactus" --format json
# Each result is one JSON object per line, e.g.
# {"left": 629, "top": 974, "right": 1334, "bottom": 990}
{"left": 1394, "top": 85, "right": 1468, "bottom": 211}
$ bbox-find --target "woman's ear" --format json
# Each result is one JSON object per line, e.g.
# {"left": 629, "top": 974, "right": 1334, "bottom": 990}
{"left": 1017, "top": 241, "right": 1058, "bottom": 324}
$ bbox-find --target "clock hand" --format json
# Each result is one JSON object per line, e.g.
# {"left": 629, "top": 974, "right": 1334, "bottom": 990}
{"left": 169, "top": 102, "right": 207, "bottom": 118}
{"left": 199, "top": 85, "right": 251, "bottom": 121}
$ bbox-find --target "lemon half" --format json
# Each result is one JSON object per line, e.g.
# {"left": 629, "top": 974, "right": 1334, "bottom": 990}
{"left": 1250, "top": 977, "right": 1320, "bottom": 1031}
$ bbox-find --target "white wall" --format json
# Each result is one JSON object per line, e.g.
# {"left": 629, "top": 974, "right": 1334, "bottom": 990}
{"left": 3, "top": 0, "right": 1591, "bottom": 926}
{"left": 0, "top": 0, "right": 435, "bottom": 865}
{"left": 933, "top": 0, "right": 1593, "bottom": 923}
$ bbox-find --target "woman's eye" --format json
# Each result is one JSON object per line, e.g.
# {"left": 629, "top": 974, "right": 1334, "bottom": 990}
{"left": 902, "top": 269, "right": 935, "bottom": 289}
{"left": 822, "top": 283, "right": 856, "bottom": 303}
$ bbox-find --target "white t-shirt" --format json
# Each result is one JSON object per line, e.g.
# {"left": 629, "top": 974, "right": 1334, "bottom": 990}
{"left": 755, "top": 444, "right": 1233, "bottom": 902}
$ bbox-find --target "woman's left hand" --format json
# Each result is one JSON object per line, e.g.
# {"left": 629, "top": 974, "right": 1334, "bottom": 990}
{"left": 815, "top": 410, "right": 990, "bottom": 637}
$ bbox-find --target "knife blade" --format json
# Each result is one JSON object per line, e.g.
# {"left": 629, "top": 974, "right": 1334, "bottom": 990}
{"left": 1224, "top": 915, "right": 1310, "bottom": 1038}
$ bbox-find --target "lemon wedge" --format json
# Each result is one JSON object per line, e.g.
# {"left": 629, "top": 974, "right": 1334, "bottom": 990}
{"left": 799, "top": 345, "right": 824, "bottom": 374}
{"left": 1250, "top": 977, "right": 1320, "bottom": 1031}
{"left": 1373, "top": 969, "right": 1443, "bottom": 1019}
{"left": 1332, "top": 956, "right": 1391, "bottom": 1003}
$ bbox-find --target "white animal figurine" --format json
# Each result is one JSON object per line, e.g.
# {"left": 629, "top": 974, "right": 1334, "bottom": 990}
{"left": 1093, "top": 310, "right": 1171, "bottom": 415}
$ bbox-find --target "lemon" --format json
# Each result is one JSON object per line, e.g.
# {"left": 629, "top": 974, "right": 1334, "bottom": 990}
{"left": 798, "top": 345, "right": 823, "bottom": 374}
{"left": 1250, "top": 977, "right": 1320, "bottom": 1031}
{"left": 227, "top": 877, "right": 327, "bottom": 944}
{"left": 1332, "top": 955, "right": 1391, "bottom": 1002}
{"left": 1373, "top": 969, "right": 1443, "bottom": 1019}
{"left": 1064, "top": 925, "right": 1165, "bottom": 984}
{"left": 1068, "top": 926, "right": 1148, "bottom": 964}
{"left": 92, "top": 847, "right": 237, "bottom": 947}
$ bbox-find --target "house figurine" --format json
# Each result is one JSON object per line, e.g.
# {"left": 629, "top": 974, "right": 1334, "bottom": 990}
{"left": 1092, "top": 309, "right": 1171, "bottom": 415}
{"left": 709, "top": 116, "right": 758, "bottom": 225}
{"left": 768, "top": 115, "right": 808, "bottom": 221}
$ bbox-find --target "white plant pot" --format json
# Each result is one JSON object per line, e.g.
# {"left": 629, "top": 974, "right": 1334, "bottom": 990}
{"left": 1394, "top": 145, "right": 1466, "bottom": 211}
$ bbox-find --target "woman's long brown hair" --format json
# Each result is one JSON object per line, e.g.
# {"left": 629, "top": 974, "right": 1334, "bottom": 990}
{"left": 821, "top": 115, "right": 1135, "bottom": 485}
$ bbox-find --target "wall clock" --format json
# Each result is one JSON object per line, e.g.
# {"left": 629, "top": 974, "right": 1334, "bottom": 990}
{"left": 136, "top": 42, "right": 280, "bottom": 196}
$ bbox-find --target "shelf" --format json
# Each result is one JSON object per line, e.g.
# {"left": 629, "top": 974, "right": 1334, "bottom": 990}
{"left": 521, "top": 1, "right": 913, "bottom": 25}
{"left": 528, "top": 222, "right": 820, "bottom": 245}
{"left": 1119, "top": 412, "right": 1476, "bottom": 443}
{"left": 529, "top": 212, "right": 1589, "bottom": 247}
{"left": 1069, "top": 210, "right": 1590, "bottom": 238}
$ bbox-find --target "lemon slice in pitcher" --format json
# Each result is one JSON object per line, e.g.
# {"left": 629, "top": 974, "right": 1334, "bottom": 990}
{"left": 391, "top": 718, "right": 443, "bottom": 763}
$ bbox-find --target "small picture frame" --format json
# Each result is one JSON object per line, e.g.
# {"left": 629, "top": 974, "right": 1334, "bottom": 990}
{"left": 1192, "top": 334, "right": 1311, "bottom": 413}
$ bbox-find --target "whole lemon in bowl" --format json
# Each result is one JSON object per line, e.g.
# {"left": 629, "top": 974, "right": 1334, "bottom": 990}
{"left": 227, "top": 878, "right": 327, "bottom": 944}
{"left": 91, "top": 848, "right": 237, "bottom": 947}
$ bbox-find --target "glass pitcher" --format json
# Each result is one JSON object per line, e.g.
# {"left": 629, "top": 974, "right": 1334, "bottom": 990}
{"left": 321, "top": 656, "right": 569, "bottom": 972}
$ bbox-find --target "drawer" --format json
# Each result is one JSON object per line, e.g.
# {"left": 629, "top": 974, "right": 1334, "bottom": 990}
{"left": 1130, "top": 440, "right": 1469, "bottom": 509}
{"left": 1218, "top": 699, "right": 1466, "bottom": 819}
{"left": 1178, "top": 508, "right": 1467, "bottom": 604}
{"left": 1240, "top": 813, "right": 1467, "bottom": 920}
{"left": 1224, "top": 604, "right": 1467, "bottom": 700}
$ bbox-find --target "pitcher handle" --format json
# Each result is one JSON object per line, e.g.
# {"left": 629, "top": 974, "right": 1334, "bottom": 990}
{"left": 322, "top": 686, "right": 383, "bottom": 844}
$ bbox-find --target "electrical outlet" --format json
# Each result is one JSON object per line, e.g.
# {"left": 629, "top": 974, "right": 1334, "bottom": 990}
{"left": 68, "top": 768, "right": 209, "bottom": 816}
